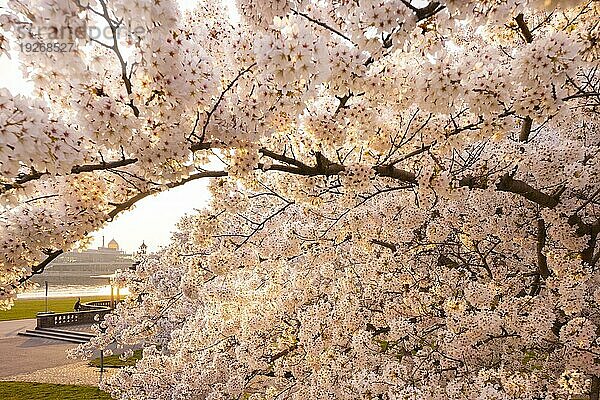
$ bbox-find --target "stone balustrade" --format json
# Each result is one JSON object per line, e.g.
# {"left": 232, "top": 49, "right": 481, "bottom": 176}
{"left": 36, "top": 300, "right": 114, "bottom": 329}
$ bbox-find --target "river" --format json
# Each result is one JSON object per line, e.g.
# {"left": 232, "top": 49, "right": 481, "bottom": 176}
{"left": 17, "top": 284, "right": 130, "bottom": 299}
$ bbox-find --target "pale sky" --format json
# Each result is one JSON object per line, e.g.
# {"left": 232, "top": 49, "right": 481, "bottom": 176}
{"left": 0, "top": 0, "right": 222, "bottom": 254}
{"left": 90, "top": 181, "right": 212, "bottom": 253}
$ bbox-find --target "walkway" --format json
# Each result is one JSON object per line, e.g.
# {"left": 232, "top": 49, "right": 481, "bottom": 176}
{"left": 0, "top": 319, "right": 123, "bottom": 386}
{"left": 0, "top": 319, "right": 100, "bottom": 377}
{"left": 0, "top": 318, "right": 36, "bottom": 339}
{"left": 0, "top": 319, "right": 80, "bottom": 377}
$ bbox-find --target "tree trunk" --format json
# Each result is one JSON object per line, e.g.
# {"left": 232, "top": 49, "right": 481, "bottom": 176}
{"left": 591, "top": 376, "right": 600, "bottom": 400}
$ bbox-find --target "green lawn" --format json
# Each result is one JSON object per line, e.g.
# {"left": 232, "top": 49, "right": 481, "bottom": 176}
{"left": 0, "top": 296, "right": 108, "bottom": 321}
{"left": 0, "top": 382, "right": 112, "bottom": 399}
{"left": 89, "top": 349, "right": 143, "bottom": 368}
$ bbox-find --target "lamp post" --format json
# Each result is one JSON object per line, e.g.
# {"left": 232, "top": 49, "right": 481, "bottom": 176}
{"left": 100, "top": 350, "right": 104, "bottom": 380}
{"left": 44, "top": 281, "right": 48, "bottom": 313}
{"left": 110, "top": 284, "right": 114, "bottom": 309}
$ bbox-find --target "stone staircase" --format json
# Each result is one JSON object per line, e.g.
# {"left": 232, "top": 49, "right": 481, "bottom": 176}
{"left": 18, "top": 327, "right": 95, "bottom": 344}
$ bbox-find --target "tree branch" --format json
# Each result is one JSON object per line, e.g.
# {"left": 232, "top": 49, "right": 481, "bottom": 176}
{"left": 17, "top": 250, "right": 63, "bottom": 284}
{"left": 96, "top": 0, "right": 139, "bottom": 117}
{"left": 291, "top": 9, "right": 354, "bottom": 44}
{"left": 261, "top": 148, "right": 564, "bottom": 209}
{"left": 107, "top": 170, "right": 228, "bottom": 220}
{"left": 415, "top": 2, "right": 443, "bottom": 22}
{"left": 14, "top": 170, "right": 228, "bottom": 288}
{"left": 495, "top": 173, "right": 559, "bottom": 208}
{"left": 519, "top": 116, "right": 533, "bottom": 142}
{"left": 515, "top": 13, "right": 534, "bottom": 43}
{"left": 3, "top": 138, "right": 219, "bottom": 194}
{"left": 201, "top": 63, "right": 256, "bottom": 142}
{"left": 259, "top": 148, "right": 310, "bottom": 169}
{"left": 514, "top": 14, "right": 534, "bottom": 144}
{"left": 374, "top": 165, "right": 418, "bottom": 184}
{"left": 371, "top": 239, "right": 397, "bottom": 252}
{"left": 536, "top": 219, "right": 550, "bottom": 279}
{"left": 2, "top": 158, "right": 139, "bottom": 194}
{"left": 591, "top": 376, "right": 600, "bottom": 400}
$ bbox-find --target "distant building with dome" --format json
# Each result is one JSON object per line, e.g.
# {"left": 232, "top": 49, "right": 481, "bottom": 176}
{"left": 31, "top": 238, "right": 134, "bottom": 286}
{"left": 107, "top": 238, "right": 120, "bottom": 250}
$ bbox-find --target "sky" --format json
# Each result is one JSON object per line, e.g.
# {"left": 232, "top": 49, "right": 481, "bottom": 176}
{"left": 90, "top": 181, "right": 212, "bottom": 253}
{"left": 0, "top": 1, "right": 221, "bottom": 254}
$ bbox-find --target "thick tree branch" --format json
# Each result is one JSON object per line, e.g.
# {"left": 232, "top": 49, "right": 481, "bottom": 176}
{"left": 536, "top": 219, "right": 550, "bottom": 278}
{"left": 71, "top": 159, "right": 138, "bottom": 174}
{"left": 519, "top": 116, "right": 533, "bottom": 142}
{"left": 2, "top": 170, "right": 44, "bottom": 193}
{"left": 371, "top": 239, "right": 398, "bottom": 252}
{"left": 189, "top": 141, "right": 215, "bottom": 152}
{"left": 515, "top": 14, "right": 534, "bottom": 43}
{"left": 495, "top": 173, "right": 559, "bottom": 208}
{"left": 259, "top": 148, "right": 310, "bottom": 169}
{"left": 569, "top": 216, "right": 600, "bottom": 264}
{"left": 591, "top": 376, "right": 600, "bottom": 400}
{"left": 514, "top": 14, "right": 534, "bottom": 144}
{"left": 260, "top": 149, "right": 564, "bottom": 209}
{"left": 374, "top": 165, "right": 418, "bottom": 184}
{"left": 415, "top": 2, "right": 443, "bottom": 22}
{"left": 16, "top": 249, "right": 63, "bottom": 284}
{"left": 2, "top": 158, "right": 139, "bottom": 194}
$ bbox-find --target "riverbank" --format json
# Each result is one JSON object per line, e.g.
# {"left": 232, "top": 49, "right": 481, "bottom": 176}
{"left": 17, "top": 284, "right": 129, "bottom": 299}
{"left": 0, "top": 297, "right": 108, "bottom": 322}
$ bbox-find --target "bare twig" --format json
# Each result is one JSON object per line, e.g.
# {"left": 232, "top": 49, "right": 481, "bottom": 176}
{"left": 291, "top": 9, "right": 354, "bottom": 44}
{"left": 201, "top": 63, "right": 256, "bottom": 142}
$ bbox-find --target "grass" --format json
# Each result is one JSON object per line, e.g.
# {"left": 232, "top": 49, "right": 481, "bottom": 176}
{"left": 0, "top": 381, "right": 112, "bottom": 399}
{"left": 0, "top": 296, "right": 108, "bottom": 321}
{"left": 89, "top": 349, "right": 143, "bottom": 368}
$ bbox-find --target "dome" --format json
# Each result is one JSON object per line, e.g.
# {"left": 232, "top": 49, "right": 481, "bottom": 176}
{"left": 107, "top": 238, "right": 119, "bottom": 250}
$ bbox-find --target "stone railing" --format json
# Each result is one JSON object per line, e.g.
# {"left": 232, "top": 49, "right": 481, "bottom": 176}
{"left": 36, "top": 300, "right": 113, "bottom": 329}
{"left": 80, "top": 300, "right": 112, "bottom": 311}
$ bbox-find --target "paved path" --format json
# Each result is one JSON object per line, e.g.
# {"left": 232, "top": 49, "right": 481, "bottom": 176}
{"left": 0, "top": 336, "right": 80, "bottom": 377}
{"left": 0, "top": 318, "right": 36, "bottom": 338}
{"left": 0, "top": 319, "right": 87, "bottom": 377}
{"left": 0, "top": 319, "right": 125, "bottom": 388}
